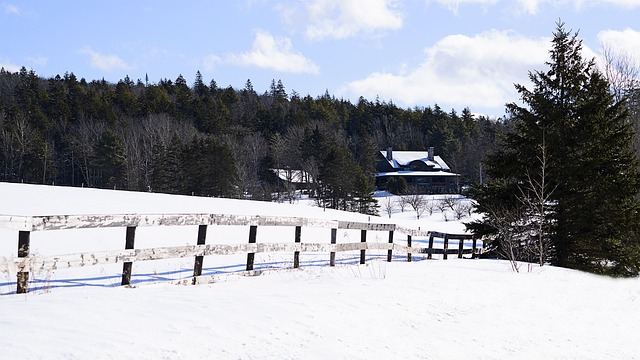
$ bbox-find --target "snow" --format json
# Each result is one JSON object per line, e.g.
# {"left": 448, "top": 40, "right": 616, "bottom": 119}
{"left": 1, "top": 183, "right": 639, "bottom": 359}
{"left": 379, "top": 150, "right": 451, "bottom": 171}
{"left": 376, "top": 170, "right": 460, "bottom": 177}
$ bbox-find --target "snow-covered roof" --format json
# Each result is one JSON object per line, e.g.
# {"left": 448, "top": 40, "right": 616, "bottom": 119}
{"left": 272, "top": 169, "right": 314, "bottom": 183}
{"left": 379, "top": 150, "right": 451, "bottom": 171}
{"left": 376, "top": 170, "right": 460, "bottom": 177}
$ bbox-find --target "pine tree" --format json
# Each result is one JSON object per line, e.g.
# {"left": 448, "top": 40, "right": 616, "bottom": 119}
{"left": 469, "top": 22, "right": 640, "bottom": 276}
{"left": 181, "top": 136, "right": 238, "bottom": 197}
{"left": 92, "top": 128, "right": 127, "bottom": 189}
{"left": 150, "top": 135, "right": 182, "bottom": 194}
{"left": 193, "top": 71, "right": 208, "bottom": 98}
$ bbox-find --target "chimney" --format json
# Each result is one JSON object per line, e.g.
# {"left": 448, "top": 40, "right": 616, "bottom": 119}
{"left": 428, "top": 146, "right": 435, "bottom": 161}
{"left": 386, "top": 147, "right": 393, "bottom": 161}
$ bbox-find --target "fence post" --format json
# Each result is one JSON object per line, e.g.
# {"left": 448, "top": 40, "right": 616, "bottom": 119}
{"left": 458, "top": 236, "right": 464, "bottom": 259}
{"left": 246, "top": 225, "right": 257, "bottom": 271}
{"left": 472, "top": 237, "right": 478, "bottom": 259}
{"left": 360, "top": 229, "right": 367, "bottom": 265}
{"left": 407, "top": 235, "right": 412, "bottom": 262}
{"left": 294, "top": 226, "right": 301, "bottom": 268}
{"left": 443, "top": 234, "right": 449, "bottom": 260}
{"left": 192, "top": 225, "right": 208, "bottom": 284}
{"left": 329, "top": 228, "right": 337, "bottom": 266}
{"left": 387, "top": 230, "right": 394, "bottom": 262}
{"left": 427, "top": 233, "right": 435, "bottom": 260}
{"left": 16, "top": 231, "right": 31, "bottom": 294}
{"left": 121, "top": 226, "right": 136, "bottom": 286}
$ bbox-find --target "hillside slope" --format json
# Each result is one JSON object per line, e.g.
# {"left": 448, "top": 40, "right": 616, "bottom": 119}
{"left": 1, "top": 183, "right": 639, "bottom": 359}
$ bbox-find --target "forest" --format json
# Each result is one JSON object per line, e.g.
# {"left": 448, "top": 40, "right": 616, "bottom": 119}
{"left": 3, "top": 21, "right": 640, "bottom": 276}
{"left": 0, "top": 67, "right": 505, "bottom": 212}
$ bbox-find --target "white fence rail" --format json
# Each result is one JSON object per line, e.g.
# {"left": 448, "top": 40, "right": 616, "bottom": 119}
{"left": 0, "top": 213, "right": 478, "bottom": 294}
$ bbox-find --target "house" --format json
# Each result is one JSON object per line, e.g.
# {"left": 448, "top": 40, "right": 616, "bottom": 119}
{"left": 375, "top": 147, "right": 460, "bottom": 194}
{"left": 272, "top": 168, "right": 314, "bottom": 190}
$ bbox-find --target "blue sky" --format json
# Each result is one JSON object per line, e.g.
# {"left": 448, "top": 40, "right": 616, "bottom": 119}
{"left": 1, "top": 0, "right": 640, "bottom": 117}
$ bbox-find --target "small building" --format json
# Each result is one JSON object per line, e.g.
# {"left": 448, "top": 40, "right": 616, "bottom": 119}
{"left": 272, "top": 168, "right": 314, "bottom": 190}
{"left": 375, "top": 147, "right": 460, "bottom": 194}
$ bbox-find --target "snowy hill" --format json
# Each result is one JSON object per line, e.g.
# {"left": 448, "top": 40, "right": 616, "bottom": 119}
{"left": 1, "top": 183, "right": 639, "bottom": 359}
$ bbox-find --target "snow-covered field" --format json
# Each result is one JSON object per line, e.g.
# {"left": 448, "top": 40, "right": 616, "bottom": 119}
{"left": 1, "top": 183, "right": 639, "bottom": 359}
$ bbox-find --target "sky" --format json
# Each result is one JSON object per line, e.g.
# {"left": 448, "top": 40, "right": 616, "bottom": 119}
{"left": 1, "top": 1, "right": 640, "bottom": 117}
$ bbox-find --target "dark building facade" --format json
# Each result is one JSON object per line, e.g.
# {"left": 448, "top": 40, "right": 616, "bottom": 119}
{"left": 375, "top": 147, "right": 460, "bottom": 194}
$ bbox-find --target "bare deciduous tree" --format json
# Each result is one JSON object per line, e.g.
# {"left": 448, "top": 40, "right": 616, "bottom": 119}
{"left": 424, "top": 199, "right": 436, "bottom": 216}
{"left": 517, "top": 137, "right": 556, "bottom": 267}
{"left": 69, "top": 116, "right": 105, "bottom": 187}
{"left": 436, "top": 198, "right": 449, "bottom": 213}
{"left": 484, "top": 203, "right": 529, "bottom": 273}
{"left": 601, "top": 45, "right": 640, "bottom": 156}
{"left": 601, "top": 45, "right": 640, "bottom": 103}
{"left": 403, "top": 189, "right": 427, "bottom": 219}
{"left": 482, "top": 136, "right": 556, "bottom": 271}
{"left": 397, "top": 195, "right": 409, "bottom": 212}
{"left": 380, "top": 196, "right": 396, "bottom": 218}
{"left": 13, "top": 113, "right": 34, "bottom": 180}
{"left": 442, "top": 195, "right": 462, "bottom": 211}
{"left": 222, "top": 131, "right": 267, "bottom": 199}
{"left": 452, "top": 201, "right": 473, "bottom": 220}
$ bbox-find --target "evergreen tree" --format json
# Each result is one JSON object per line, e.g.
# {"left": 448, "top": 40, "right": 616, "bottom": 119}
{"left": 193, "top": 71, "right": 207, "bottom": 98}
{"left": 352, "top": 167, "right": 379, "bottom": 215}
{"left": 386, "top": 176, "right": 408, "bottom": 195}
{"left": 92, "top": 128, "right": 127, "bottom": 189}
{"left": 181, "top": 136, "right": 238, "bottom": 197}
{"left": 469, "top": 22, "right": 640, "bottom": 276}
{"left": 244, "top": 79, "right": 254, "bottom": 94}
{"left": 150, "top": 135, "right": 182, "bottom": 194}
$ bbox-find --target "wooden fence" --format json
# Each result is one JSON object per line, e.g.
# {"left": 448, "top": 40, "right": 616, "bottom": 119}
{"left": 0, "top": 213, "right": 478, "bottom": 294}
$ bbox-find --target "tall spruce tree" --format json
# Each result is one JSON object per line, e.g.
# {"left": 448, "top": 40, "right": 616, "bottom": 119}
{"left": 469, "top": 22, "right": 640, "bottom": 276}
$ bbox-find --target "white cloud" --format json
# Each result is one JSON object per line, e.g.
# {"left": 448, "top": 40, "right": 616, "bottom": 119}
{"left": 3, "top": 3, "right": 20, "bottom": 15}
{"left": 280, "top": 0, "right": 403, "bottom": 40}
{"left": 26, "top": 56, "right": 47, "bottom": 66}
{"left": 513, "top": 0, "right": 545, "bottom": 14}
{"left": 609, "top": 0, "right": 640, "bottom": 6}
{"left": 202, "top": 54, "right": 222, "bottom": 72}
{"left": 541, "top": 0, "right": 640, "bottom": 12}
{"left": 434, "top": 0, "right": 538, "bottom": 14}
{"left": 79, "top": 47, "right": 132, "bottom": 72}
{"left": 0, "top": 60, "right": 20, "bottom": 72}
{"left": 224, "top": 30, "right": 319, "bottom": 74}
{"left": 435, "top": 0, "right": 499, "bottom": 14}
{"left": 578, "top": 0, "right": 640, "bottom": 8}
{"left": 598, "top": 28, "right": 640, "bottom": 57}
{"left": 342, "top": 30, "right": 551, "bottom": 115}
{"left": 435, "top": 0, "right": 640, "bottom": 15}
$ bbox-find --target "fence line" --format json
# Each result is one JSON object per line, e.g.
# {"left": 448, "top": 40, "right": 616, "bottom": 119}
{"left": 0, "top": 213, "right": 478, "bottom": 294}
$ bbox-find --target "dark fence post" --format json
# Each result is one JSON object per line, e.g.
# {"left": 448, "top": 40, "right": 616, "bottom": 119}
{"left": 427, "top": 233, "right": 435, "bottom": 260}
{"left": 121, "top": 226, "right": 136, "bottom": 286}
{"left": 293, "top": 226, "right": 301, "bottom": 268}
{"left": 457, "top": 236, "right": 464, "bottom": 259}
{"left": 247, "top": 225, "right": 258, "bottom": 271}
{"left": 330, "top": 228, "right": 337, "bottom": 266}
{"left": 192, "top": 224, "right": 208, "bottom": 283}
{"left": 16, "top": 231, "right": 31, "bottom": 294}
{"left": 246, "top": 225, "right": 257, "bottom": 271}
{"left": 407, "top": 235, "right": 412, "bottom": 262}
{"left": 360, "top": 229, "right": 367, "bottom": 265}
{"left": 472, "top": 237, "right": 478, "bottom": 259}
{"left": 443, "top": 234, "right": 449, "bottom": 260}
{"left": 387, "top": 230, "right": 394, "bottom": 262}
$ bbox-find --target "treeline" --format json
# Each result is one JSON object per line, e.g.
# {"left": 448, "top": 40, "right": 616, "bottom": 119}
{"left": 0, "top": 67, "right": 504, "bottom": 213}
